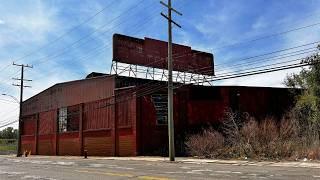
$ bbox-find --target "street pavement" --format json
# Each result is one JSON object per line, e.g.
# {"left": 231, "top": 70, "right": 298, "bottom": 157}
{"left": 0, "top": 155, "right": 319, "bottom": 180}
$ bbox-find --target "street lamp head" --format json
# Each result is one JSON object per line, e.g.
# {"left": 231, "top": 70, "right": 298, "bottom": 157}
{"left": 1, "top": 93, "right": 19, "bottom": 103}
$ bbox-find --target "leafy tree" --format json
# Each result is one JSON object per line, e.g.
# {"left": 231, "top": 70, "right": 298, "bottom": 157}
{"left": 0, "top": 127, "right": 18, "bottom": 139}
{"left": 284, "top": 45, "right": 320, "bottom": 144}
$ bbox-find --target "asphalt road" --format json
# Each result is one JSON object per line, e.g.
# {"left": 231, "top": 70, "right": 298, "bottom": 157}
{"left": 0, "top": 156, "right": 319, "bottom": 180}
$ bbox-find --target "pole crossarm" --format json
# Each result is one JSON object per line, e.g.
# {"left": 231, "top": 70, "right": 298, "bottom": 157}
{"left": 160, "top": 13, "right": 182, "bottom": 28}
{"left": 12, "top": 78, "right": 32, "bottom": 81}
{"left": 160, "top": 1, "right": 182, "bottom": 16}
{"left": 13, "top": 62, "right": 33, "bottom": 68}
{"left": 12, "top": 84, "right": 32, "bottom": 88}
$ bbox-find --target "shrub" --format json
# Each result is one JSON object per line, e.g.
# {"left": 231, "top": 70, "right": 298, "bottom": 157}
{"left": 185, "top": 128, "right": 224, "bottom": 158}
{"left": 185, "top": 110, "right": 320, "bottom": 160}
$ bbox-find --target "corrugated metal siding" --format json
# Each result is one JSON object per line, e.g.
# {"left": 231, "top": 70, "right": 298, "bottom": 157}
{"left": 22, "top": 116, "right": 36, "bottom": 135}
{"left": 38, "top": 135, "right": 55, "bottom": 155}
{"left": 116, "top": 89, "right": 137, "bottom": 156}
{"left": 118, "top": 135, "right": 135, "bottom": 156}
{"left": 187, "top": 101, "right": 227, "bottom": 124}
{"left": 21, "top": 135, "right": 35, "bottom": 154}
{"left": 39, "top": 110, "right": 56, "bottom": 135}
{"left": 58, "top": 132, "right": 80, "bottom": 155}
{"left": 22, "top": 75, "right": 115, "bottom": 116}
{"left": 38, "top": 110, "right": 56, "bottom": 155}
{"left": 83, "top": 98, "right": 114, "bottom": 130}
{"left": 83, "top": 129, "right": 114, "bottom": 156}
{"left": 137, "top": 95, "right": 167, "bottom": 155}
{"left": 113, "top": 34, "right": 214, "bottom": 75}
{"left": 116, "top": 92, "right": 136, "bottom": 128}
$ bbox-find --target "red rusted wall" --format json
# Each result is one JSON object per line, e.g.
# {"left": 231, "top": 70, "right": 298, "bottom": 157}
{"left": 21, "top": 115, "right": 37, "bottom": 155}
{"left": 83, "top": 129, "right": 114, "bottom": 156}
{"left": 22, "top": 115, "right": 36, "bottom": 136}
{"left": 113, "top": 34, "right": 214, "bottom": 75}
{"left": 38, "top": 110, "right": 55, "bottom": 135}
{"left": 116, "top": 88, "right": 137, "bottom": 156}
{"left": 137, "top": 85, "right": 295, "bottom": 155}
{"left": 37, "top": 110, "right": 56, "bottom": 155}
{"left": 20, "top": 74, "right": 295, "bottom": 157}
{"left": 20, "top": 76, "right": 119, "bottom": 156}
{"left": 137, "top": 95, "right": 168, "bottom": 155}
{"left": 58, "top": 132, "right": 80, "bottom": 155}
{"left": 21, "top": 135, "right": 35, "bottom": 154}
{"left": 83, "top": 98, "right": 115, "bottom": 156}
{"left": 187, "top": 86, "right": 229, "bottom": 125}
{"left": 227, "top": 86, "right": 294, "bottom": 120}
{"left": 38, "top": 134, "right": 55, "bottom": 155}
{"left": 83, "top": 98, "right": 114, "bottom": 130}
{"left": 22, "top": 75, "right": 115, "bottom": 116}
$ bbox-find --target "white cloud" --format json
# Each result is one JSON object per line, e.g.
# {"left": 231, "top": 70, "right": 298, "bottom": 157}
{"left": 0, "top": 2, "right": 59, "bottom": 48}
{"left": 0, "top": 19, "right": 5, "bottom": 25}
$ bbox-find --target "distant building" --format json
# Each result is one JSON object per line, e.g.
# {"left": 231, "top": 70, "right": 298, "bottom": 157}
{"left": 20, "top": 34, "right": 295, "bottom": 156}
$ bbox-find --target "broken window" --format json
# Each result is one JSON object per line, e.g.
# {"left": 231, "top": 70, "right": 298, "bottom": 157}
{"left": 58, "top": 105, "right": 80, "bottom": 133}
{"left": 58, "top": 107, "right": 67, "bottom": 132}
{"left": 152, "top": 94, "right": 168, "bottom": 125}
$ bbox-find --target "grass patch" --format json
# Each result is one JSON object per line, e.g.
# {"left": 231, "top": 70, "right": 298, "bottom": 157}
{"left": 0, "top": 145, "right": 16, "bottom": 151}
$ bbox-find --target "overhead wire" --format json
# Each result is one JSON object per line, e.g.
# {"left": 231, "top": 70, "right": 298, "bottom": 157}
{"left": 0, "top": 0, "right": 119, "bottom": 74}
{"left": 28, "top": 0, "right": 148, "bottom": 65}
{"left": 13, "top": 0, "right": 119, "bottom": 63}
{"left": 0, "top": 120, "right": 18, "bottom": 129}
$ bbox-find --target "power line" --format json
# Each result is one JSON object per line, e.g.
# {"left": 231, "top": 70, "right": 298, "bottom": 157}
{"left": 212, "top": 21, "right": 320, "bottom": 51}
{"left": 0, "top": 0, "right": 119, "bottom": 74}
{"left": 0, "top": 0, "right": 158, "bottom": 98}
{"left": 214, "top": 50, "right": 317, "bottom": 75}
{"left": 13, "top": 0, "right": 119, "bottom": 63}
{"left": 0, "top": 99, "right": 18, "bottom": 104}
{"left": 0, "top": 120, "right": 18, "bottom": 129}
{"left": 30, "top": 6, "right": 162, "bottom": 82}
{"left": 28, "top": 0, "right": 148, "bottom": 65}
{"left": 172, "top": 40, "right": 320, "bottom": 66}
{"left": 216, "top": 47, "right": 317, "bottom": 69}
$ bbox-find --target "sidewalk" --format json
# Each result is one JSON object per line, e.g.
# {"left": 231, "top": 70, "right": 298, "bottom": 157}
{"left": 2, "top": 154, "right": 320, "bottom": 169}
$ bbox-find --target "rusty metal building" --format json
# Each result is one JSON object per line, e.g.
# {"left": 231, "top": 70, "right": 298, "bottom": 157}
{"left": 20, "top": 34, "right": 295, "bottom": 156}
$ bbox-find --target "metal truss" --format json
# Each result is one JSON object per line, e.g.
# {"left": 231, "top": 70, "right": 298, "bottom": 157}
{"left": 110, "top": 61, "right": 213, "bottom": 86}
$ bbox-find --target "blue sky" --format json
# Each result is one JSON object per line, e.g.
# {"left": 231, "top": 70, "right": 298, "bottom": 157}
{"left": 0, "top": 0, "right": 320, "bottom": 128}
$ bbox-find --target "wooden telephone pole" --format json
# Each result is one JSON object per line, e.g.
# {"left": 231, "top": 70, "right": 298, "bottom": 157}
{"left": 12, "top": 62, "right": 33, "bottom": 157}
{"left": 160, "top": 0, "right": 182, "bottom": 162}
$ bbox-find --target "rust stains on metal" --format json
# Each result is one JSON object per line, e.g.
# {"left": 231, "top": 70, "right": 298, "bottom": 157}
{"left": 113, "top": 34, "right": 214, "bottom": 75}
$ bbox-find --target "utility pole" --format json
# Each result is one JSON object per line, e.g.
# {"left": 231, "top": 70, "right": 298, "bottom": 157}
{"left": 12, "top": 62, "right": 33, "bottom": 157}
{"left": 160, "top": 0, "right": 182, "bottom": 162}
